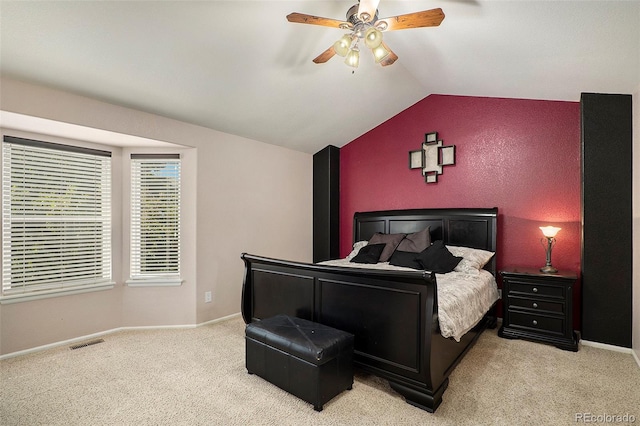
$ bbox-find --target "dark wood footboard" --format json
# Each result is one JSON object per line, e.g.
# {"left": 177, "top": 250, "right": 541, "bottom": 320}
{"left": 241, "top": 253, "right": 489, "bottom": 412}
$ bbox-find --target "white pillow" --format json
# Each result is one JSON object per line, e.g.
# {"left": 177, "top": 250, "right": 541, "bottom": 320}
{"left": 346, "top": 241, "right": 369, "bottom": 261}
{"left": 446, "top": 245, "right": 495, "bottom": 274}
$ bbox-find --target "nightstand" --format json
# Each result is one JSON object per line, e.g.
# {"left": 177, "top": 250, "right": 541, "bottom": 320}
{"left": 498, "top": 267, "right": 579, "bottom": 351}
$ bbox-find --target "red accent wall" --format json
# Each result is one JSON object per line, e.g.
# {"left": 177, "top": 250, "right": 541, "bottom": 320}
{"left": 340, "top": 95, "right": 581, "bottom": 324}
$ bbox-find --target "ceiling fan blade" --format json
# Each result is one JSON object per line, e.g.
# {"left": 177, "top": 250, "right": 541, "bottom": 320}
{"left": 287, "top": 12, "right": 353, "bottom": 29}
{"left": 357, "top": 0, "right": 380, "bottom": 23}
{"left": 377, "top": 8, "right": 445, "bottom": 31}
{"left": 313, "top": 46, "right": 337, "bottom": 64}
{"left": 379, "top": 42, "right": 398, "bottom": 67}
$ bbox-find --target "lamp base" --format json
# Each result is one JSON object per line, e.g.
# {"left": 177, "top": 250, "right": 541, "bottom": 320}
{"left": 540, "top": 265, "right": 558, "bottom": 274}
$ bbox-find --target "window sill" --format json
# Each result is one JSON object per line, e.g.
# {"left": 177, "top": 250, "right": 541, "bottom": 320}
{"left": 126, "top": 277, "right": 184, "bottom": 287}
{"left": 0, "top": 282, "right": 116, "bottom": 305}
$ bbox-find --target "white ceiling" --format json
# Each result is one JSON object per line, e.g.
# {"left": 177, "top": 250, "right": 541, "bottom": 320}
{"left": 1, "top": 1, "right": 638, "bottom": 154}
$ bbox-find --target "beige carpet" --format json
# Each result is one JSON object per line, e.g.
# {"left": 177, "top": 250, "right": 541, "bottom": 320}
{"left": 1, "top": 315, "right": 639, "bottom": 426}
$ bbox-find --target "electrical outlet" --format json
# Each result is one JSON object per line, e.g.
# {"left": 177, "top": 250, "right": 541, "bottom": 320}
{"left": 205, "top": 291, "right": 212, "bottom": 303}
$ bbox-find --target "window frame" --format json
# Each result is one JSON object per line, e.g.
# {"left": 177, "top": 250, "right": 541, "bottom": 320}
{"left": 126, "top": 153, "right": 183, "bottom": 287}
{"left": 1, "top": 136, "right": 114, "bottom": 304}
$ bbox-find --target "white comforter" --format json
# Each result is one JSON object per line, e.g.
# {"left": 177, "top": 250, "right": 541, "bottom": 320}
{"left": 318, "top": 259, "right": 499, "bottom": 342}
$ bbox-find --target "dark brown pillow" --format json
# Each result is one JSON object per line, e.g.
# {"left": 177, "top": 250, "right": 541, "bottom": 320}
{"left": 397, "top": 227, "right": 431, "bottom": 253}
{"left": 350, "top": 244, "right": 386, "bottom": 264}
{"left": 368, "top": 232, "right": 406, "bottom": 262}
{"left": 415, "top": 240, "right": 462, "bottom": 273}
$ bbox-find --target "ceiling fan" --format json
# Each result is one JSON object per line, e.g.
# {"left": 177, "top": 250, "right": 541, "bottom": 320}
{"left": 286, "top": 0, "right": 445, "bottom": 68}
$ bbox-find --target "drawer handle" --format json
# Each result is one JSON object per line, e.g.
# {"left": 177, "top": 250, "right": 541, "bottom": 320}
{"left": 532, "top": 320, "right": 538, "bottom": 326}
{"left": 532, "top": 287, "right": 538, "bottom": 293}
{"left": 532, "top": 303, "right": 538, "bottom": 308}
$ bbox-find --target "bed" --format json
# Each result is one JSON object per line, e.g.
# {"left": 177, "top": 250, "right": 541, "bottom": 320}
{"left": 241, "top": 208, "right": 498, "bottom": 412}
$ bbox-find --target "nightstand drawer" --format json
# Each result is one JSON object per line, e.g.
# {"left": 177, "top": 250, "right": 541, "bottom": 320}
{"left": 508, "top": 311, "right": 564, "bottom": 335}
{"left": 508, "top": 281, "right": 564, "bottom": 299}
{"left": 508, "top": 295, "right": 564, "bottom": 314}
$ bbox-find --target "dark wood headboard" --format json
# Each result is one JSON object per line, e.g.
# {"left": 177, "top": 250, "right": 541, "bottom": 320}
{"left": 353, "top": 208, "right": 498, "bottom": 276}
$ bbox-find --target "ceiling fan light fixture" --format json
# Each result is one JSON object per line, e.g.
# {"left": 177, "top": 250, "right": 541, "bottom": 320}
{"left": 375, "top": 21, "right": 388, "bottom": 32}
{"left": 334, "top": 34, "right": 352, "bottom": 57}
{"left": 345, "top": 46, "right": 360, "bottom": 68}
{"left": 364, "top": 27, "right": 383, "bottom": 49}
{"left": 372, "top": 43, "right": 390, "bottom": 63}
{"left": 359, "top": 12, "right": 372, "bottom": 22}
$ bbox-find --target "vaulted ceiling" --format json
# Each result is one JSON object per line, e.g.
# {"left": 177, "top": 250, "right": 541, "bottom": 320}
{"left": 1, "top": 1, "right": 638, "bottom": 154}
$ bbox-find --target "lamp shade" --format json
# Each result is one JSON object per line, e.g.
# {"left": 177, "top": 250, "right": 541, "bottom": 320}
{"left": 345, "top": 47, "right": 360, "bottom": 68}
{"left": 372, "top": 43, "right": 390, "bottom": 63}
{"left": 333, "top": 35, "right": 352, "bottom": 57}
{"left": 540, "top": 226, "right": 561, "bottom": 238}
{"left": 364, "top": 27, "right": 383, "bottom": 49}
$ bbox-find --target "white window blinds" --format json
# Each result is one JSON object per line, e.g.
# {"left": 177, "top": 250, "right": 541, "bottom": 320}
{"left": 2, "top": 136, "right": 112, "bottom": 296}
{"left": 130, "top": 154, "right": 181, "bottom": 280}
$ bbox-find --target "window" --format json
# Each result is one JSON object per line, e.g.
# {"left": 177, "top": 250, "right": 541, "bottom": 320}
{"left": 129, "top": 154, "right": 181, "bottom": 286}
{"left": 2, "top": 136, "right": 112, "bottom": 301}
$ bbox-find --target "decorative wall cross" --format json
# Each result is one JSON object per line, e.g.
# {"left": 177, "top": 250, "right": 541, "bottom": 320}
{"left": 408, "top": 132, "right": 456, "bottom": 183}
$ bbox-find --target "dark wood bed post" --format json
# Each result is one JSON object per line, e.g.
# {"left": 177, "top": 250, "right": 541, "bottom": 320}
{"left": 240, "top": 254, "right": 252, "bottom": 324}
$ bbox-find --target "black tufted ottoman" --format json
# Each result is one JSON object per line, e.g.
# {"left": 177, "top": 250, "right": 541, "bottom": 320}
{"left": 245, "top": 315, "right": 354, "bottom": 411}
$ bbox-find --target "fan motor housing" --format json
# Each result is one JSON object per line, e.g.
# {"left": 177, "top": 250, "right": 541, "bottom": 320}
{"left": 346, "top": 4, "right": 378, "bottom": 25}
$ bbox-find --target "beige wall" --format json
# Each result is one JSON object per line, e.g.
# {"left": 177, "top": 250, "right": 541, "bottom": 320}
{"left": 0, "top": 77, "right": 313, "bottom": 356}
{"left": 633, "top": 84, "right": 639, "bottom": 363}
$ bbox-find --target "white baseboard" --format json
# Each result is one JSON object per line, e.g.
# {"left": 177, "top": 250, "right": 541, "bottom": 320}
{"left": 581, "top": 339, "right": 640, "bottom": 369}
{"left": 196, "top": 312, "right": 242, "bottom": 327}
{"left": 581, "top": 339, "right": 632, "bottom": 353}
{"left": 0, "top": 312, "right": 243, "bottom": 361}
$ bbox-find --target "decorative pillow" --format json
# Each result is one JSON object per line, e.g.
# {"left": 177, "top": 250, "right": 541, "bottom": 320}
{"left": 396, "top": 227, "right": 431, "bottom": 253}
{"left": 415, "top": 240, "right": 462, "bottom": 274}
{"left": 446, "top": 245, "right": 495, "bottom": 273}
{"left": 389, "top": 250, "right": 423, "bottom": 270}
{"left": 350, "top": 244, "right": 386, "bottom": 264}
{"left": 367, "top": 232, "right": 406, "bottom": 262}
{"left": 346, "top": 240, "right": 369, "bottom": 261}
